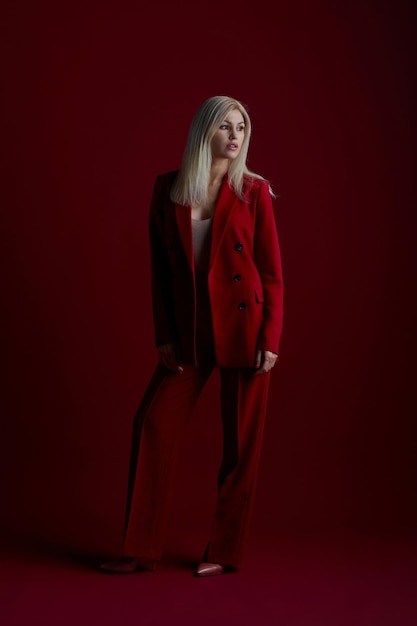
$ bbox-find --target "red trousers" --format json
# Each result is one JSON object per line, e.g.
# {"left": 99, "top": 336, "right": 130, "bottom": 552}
{"left": 122, "top": 273, "right": 271, "bottom": 568}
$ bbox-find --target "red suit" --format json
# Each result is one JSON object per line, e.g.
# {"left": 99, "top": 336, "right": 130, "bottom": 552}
{"left": 122, "top": 171, "right": 284, "bottom": 567}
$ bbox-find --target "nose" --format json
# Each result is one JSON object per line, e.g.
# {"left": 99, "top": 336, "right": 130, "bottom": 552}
{"left": 229, "top": 126, "right": 237, "bottom": 139}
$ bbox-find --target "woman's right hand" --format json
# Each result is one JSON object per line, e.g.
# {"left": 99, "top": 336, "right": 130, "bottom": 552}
{"left": 157, "top": 343, "right": 184, "bottom": 373}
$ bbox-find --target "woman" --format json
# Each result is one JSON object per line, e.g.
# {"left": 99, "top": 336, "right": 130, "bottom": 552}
{"left": 101, "top": 95, "right": 284, "bottom": 577}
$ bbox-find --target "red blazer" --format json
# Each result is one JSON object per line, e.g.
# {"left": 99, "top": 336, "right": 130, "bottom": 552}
{"left": 149, "top": 170, "right": 284, "bottom": 368}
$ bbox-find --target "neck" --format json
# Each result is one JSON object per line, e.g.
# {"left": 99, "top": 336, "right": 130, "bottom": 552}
{"left": 209, "top": 158, "right": 229, "bottom": 186}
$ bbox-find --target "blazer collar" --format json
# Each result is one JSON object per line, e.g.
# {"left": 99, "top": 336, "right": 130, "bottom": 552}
{"left": 175, "top": 174, "right": 241, "bottom": 271}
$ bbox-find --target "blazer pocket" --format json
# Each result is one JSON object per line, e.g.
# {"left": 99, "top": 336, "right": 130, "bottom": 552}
{"left": 255, "top": 287, "right": 264, "bottom": 303}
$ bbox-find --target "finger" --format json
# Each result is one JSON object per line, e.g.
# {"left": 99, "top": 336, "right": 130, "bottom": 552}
{"left": 167, "top": 350, "right": 183, "bottom": 373}
{"left": 159, "top": 348, "right": 175, "bottom": 369}
{"left": 159, "top": 348, "right": 183, "bottom": 373}
{"left": 255, "top": 357, "right": 274, "bottom": 375}
{"left": 174, "top": 345, "right": 184, "bottom": 374}
{"left": 265, "top": 352, "right": 278, "bottom": 367}
{"left": 264, "top": 356, "right": 275, "bottom": 369}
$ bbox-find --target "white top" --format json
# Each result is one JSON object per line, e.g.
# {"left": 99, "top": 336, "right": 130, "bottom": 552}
{"left": 192, "top": 218, "right": 212, "bottom": 272}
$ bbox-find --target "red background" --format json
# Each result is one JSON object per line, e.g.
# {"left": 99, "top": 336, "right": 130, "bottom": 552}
{"left": 1, "top": 0, "right": 416, "bottom": 557}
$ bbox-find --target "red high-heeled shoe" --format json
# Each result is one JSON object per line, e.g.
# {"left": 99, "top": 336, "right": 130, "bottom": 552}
{"left": 100, "top": 557, "right": 156, "bottom": 574}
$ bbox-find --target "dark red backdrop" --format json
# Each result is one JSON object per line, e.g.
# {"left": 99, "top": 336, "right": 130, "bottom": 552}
{"left": 1, "top": 1, "right": 416, "bottom": 556}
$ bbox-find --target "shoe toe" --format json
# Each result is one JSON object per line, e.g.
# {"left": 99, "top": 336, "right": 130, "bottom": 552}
{"left": 195, "top": 562, "right": 224, "bottom": 577}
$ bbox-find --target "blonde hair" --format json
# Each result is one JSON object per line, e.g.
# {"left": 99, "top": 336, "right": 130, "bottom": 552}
{"left": 170, "top": 95, "right": 265, "bottom": 206}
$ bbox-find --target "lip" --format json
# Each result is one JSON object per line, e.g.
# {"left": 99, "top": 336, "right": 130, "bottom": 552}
{"left": 227, "top": 143, "right": 239, "bottom": 150}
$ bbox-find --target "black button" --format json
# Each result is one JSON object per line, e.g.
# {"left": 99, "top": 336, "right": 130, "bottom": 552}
{"left": 233, "top": 274, "right": 241, "bottom": 282}
{"left": 235, "top": 243, "right": 243, "bottom": 251}
{"left": 238, "top": 302, "right": 246, "bottom": 310}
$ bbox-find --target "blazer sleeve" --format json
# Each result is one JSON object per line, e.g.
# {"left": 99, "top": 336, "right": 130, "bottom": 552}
{"left": 148, "top": 175, "right": 178, "bottom": 347}
{"left": 253, "top": 180, "right": 284, "bottom": 354}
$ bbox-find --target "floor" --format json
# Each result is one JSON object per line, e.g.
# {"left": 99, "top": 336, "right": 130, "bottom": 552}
{"left": 1, "top": 532, "right": 416, "bottom": 626}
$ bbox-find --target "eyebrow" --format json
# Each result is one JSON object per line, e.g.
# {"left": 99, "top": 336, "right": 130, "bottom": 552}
{"left": 223, "top": 119, "right": 245, "bottom": 125}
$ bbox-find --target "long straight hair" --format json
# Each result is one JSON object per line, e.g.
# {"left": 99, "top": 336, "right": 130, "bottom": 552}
{"left": 170, "top": 96, "right": 265, "bottom": 206}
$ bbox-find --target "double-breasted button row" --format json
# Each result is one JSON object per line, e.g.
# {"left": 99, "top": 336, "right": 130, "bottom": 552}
{"left": 235, "top": 243, "right": 244, "bottom": 251}
{"left": 233, "top": 259, "right": 244, "bottom": 307}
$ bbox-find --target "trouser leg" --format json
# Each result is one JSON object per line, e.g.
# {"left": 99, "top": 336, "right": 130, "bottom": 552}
{"left": 122, "top": 362, "right": 212, "bottom": 560}
{"left": 205, "top": 368, "right": 271, "bottom": 568}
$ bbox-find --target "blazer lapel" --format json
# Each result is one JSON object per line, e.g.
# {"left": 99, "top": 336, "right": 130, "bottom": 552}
{"left": 209, "top": 176, "right": 240, "bottom": 269}
{"left": 175, "top": 203, "right": 194, "bottom": 269}
{"left": 175, "top": 175, "right": 240, "bottom": 271}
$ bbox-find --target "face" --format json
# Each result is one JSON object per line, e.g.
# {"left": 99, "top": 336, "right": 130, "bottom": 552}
{"left": 211, "top": 108, "right": 246, "bottom": 161}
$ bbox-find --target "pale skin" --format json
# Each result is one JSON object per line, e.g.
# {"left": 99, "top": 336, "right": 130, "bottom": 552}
{"left": 158, "top": 108, "right": 278, "bottom": 376}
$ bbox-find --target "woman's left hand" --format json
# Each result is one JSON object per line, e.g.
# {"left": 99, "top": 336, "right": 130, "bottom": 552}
{"left": 254, "top": 349, "right": 278, "bottom": 375}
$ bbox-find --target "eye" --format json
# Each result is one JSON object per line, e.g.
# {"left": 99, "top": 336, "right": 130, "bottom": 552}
{"left": 237, "top": 126, "right": 245, "bottom": 132}
{"left": 220, "top": 124, "right": 229, "bottom": 130}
